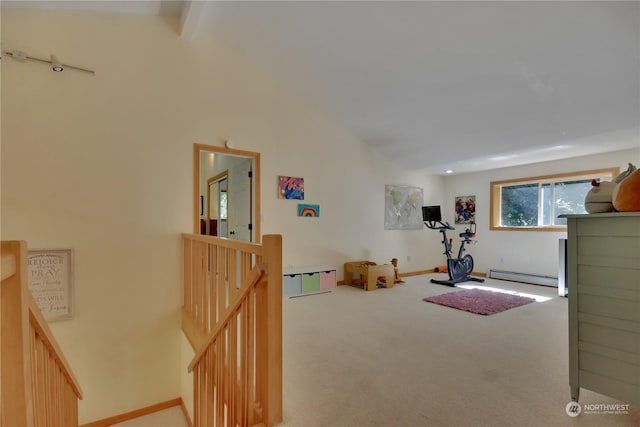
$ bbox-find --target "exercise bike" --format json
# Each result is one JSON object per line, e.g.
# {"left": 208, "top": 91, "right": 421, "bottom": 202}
{"left": 422, "top": 205, "right": 484, "bottom": 287}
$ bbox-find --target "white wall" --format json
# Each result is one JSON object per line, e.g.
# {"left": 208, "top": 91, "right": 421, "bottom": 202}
{"left": 0, "top": 8, "right": 444, "bottom": 422}
{"left": 443, "top": 148, "right": 639, "bottom": 277}
{"left": 180, "top": 332, "right": 195, "bottom": 423}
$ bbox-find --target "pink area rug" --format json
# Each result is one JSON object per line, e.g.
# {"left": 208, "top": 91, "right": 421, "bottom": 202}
{"left": 423, "top": 288, "right": 535, "bottom": 315}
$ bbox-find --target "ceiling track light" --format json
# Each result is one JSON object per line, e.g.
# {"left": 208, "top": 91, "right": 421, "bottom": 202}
{"left": 50, "top": 54, "right": 63, "bottom": 72}
{"left": 0, "top": 47, "right": 95, "bottom": 75}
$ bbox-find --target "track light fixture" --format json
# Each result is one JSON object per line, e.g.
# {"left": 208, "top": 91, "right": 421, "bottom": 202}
{"left": 0, "top": 46, "right": 94, "bottom": 75}
{"left": 50, "top": 54, "right": 64, "bottom": 72}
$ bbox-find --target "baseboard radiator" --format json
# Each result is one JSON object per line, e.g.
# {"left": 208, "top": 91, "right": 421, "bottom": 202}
{"left": 487, "top": 269, "right": 558, "bottom": 287}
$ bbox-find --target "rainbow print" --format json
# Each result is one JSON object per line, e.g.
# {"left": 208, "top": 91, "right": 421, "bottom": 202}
{"left": 297, "top": 204, "right": 320, "bottom": 217}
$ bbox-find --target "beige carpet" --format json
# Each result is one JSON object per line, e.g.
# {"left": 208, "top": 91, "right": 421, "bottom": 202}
{"left": 281, "top": 274, "right": 639, "bottom": 427}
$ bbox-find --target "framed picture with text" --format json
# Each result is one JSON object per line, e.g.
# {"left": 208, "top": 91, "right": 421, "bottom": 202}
{"left": 27, "top": 248, "right": 74, "bottom": 321}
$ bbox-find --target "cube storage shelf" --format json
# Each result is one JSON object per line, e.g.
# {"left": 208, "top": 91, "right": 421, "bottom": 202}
{"left": 283, "top": 266, "right": 336, "bottom": 296}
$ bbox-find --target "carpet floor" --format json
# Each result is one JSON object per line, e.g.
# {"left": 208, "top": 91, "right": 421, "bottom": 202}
{"left": 281, "top": 274, "right": 639, "bottom": 427}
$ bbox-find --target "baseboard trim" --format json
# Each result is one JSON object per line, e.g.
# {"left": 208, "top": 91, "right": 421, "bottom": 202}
{"left": 336, "top": 268, "right": 485, "bottom": 285}
{"left": 80, "top": 398, "right": 182, "bottom": 427}
{"left": 487, "top": 269, "right": 556, "bottom": 286}
{"left": 399, "top": 269, "right": 434, "bottom": 277}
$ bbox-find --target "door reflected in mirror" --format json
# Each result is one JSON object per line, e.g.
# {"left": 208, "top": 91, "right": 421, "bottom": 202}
{"left": 207, "top": 171, "right": 228, "bottom": 237}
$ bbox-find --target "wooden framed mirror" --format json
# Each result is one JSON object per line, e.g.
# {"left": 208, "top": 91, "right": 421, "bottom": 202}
{"left": 194, "top": 143, "right": 261, "bottom": 243}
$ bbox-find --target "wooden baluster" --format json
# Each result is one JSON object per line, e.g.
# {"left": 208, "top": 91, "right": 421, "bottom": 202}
{"left": 50, "top": 357, "right": 56, "bottom": 425}
{"left": 229, "top": 311, "right": 237, "bottom": 426}
{"left": 193, "top": 358, "right": 200, "bottom": 426}
{"left": 254, "top": 278, "right": 266, "bottom": 425}
{"left": 207, "top": 346, "right": 214, "bottom": 427}
{"left": 209, "top": 243, "right": 216, "bottom": 334}
{"left": 56, "top": 357, "right": 61, "bottom": 426}
{"left": 48, "top": 346, "right": 54, "bottom": 427}
{"left": 218, "top": 247, "right": 226, "bottom": 318}
{"left": 202, "top": 244, "right": 210, "bottom": 336}
{"left": 213, "top": 244, "right": 220, "bottom": 327}
{"left": 228, "top": 249, "right": 237, "bottom": 296}
{"left": 216, "top": 335, "right": 224, "bottom": 426}
{"left": 194, "top": 240, "right": 201, "bottom": 326}
{"left": 29, "top": 325, "right": 38, "bottom": 426}
{"left": 241, "top": 252, "right": 250, "bottom": 286}
{"left": 242, "top": 302, "right": 249, "bottom": 425}
{"left": 199, "top": 242, "right": 204, "bottom": 329}
{"left": 199, "top": 348, "right": 207, "bottom": 427}
{"left": 248, "top": 288, "right": 256, "bottom": 426}
{"left": 184, "top": 237, "right": 193, "bottom": 317}
{"left": 189, "top": 237, "right": 196, "bottom": 319}
{"left": 52, "top": 362, "right": 57, "bottom": 425}
{"left": 201, "top": 242, "right": 208, "bottom": 332}
{"left": 223, "top": 326, "right": 229, "bottom": 427}
{"left": 238, "top": 308, "right": 244, "bottom": 425}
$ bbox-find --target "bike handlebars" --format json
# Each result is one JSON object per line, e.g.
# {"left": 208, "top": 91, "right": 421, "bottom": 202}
{"left": 424, "top": 220, "right": 454, "bottom": 231}
{"left": 424, "top": 221, "right": 477, "bottom": 240}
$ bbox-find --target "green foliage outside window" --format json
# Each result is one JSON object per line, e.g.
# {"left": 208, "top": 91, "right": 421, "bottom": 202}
{"left": 501, "top": 179, "right": 592, "bottom": 227}
{"left": 501, "top": 184, "right": 538, "bottom": 226}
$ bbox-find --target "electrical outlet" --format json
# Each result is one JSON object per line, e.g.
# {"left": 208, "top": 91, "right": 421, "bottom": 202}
{"left": 407, "top": 255, "right": 411, "bottom": 263}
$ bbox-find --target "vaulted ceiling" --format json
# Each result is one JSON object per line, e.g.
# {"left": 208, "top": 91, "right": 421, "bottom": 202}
{"left": 5, "top": 1, "right": 639, "bottom": 174}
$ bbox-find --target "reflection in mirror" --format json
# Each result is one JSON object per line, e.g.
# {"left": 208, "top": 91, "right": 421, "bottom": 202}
{"left": 220, "top": 191, "right": 228, "bottom": 220}
{"left": 194, "top": 144, "right": 260, "bottom": 243}
{"left": 207, "top": 171, "right": 228, "bottom": 237}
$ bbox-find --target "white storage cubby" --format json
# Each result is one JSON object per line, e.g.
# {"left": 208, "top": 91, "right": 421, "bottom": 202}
{"left": 282, "top": 266, "right": 336, "bottom": 297}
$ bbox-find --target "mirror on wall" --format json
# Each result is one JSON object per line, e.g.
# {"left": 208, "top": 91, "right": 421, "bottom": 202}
{"left": 194, "top": 144, "right": 260, "bottom": 243}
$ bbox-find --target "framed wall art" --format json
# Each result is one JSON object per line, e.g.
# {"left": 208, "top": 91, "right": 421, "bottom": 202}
{"left": 298, "top": 203, "right": 320, "bottom": 217}
{"left": 384, "top": 185, "right": 424, "bottom": 230}
{"left": 27, "top": 248, "right": 74, "bottom": 321}
{"left": 278, "top": 176, "right": 304, "bottom": 200}
{"left": 455, "top": 195, "right": 476, "bottom": 224}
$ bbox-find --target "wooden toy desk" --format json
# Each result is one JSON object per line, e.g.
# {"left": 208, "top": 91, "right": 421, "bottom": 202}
{"left": 343, "top": 261, "right": 395, "bottom": 291}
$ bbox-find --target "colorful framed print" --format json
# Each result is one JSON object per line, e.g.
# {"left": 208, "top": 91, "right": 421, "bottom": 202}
{"left": 455, "top": 195, "right": 476, "bottom": 224}
{"left": 298, "top": 203, "right": 320, "bottom": 217}
{"left": 278, "top": 176, "right": 304, "bottom": 200}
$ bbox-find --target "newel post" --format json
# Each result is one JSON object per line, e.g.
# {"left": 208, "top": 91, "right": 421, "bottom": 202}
{"left": 1, "top": 241, "right": 34, "bottom": 427}
{"left": 261, "top": 234, "right": 283, "bottom": 426}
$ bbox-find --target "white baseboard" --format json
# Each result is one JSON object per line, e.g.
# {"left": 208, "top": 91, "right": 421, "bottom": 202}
{"left": 488, "top": 269, "right": 558, "bottom": 287}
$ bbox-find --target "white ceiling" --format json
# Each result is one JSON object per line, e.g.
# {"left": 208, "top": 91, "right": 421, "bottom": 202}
{"left": 6, "top": 1, "right": 640, "bottom": 175}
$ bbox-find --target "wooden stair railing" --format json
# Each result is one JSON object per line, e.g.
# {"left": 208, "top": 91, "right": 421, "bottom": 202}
{"left": 182, "top": 234, "right": 282, "bottom": 427}
{"left": 1, "top": 241, "right": 83, "bottom": 427}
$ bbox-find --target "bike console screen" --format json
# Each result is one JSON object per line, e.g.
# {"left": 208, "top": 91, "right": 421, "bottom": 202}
{"left": 422, "top": 206, "right": 442, "bottom": 222}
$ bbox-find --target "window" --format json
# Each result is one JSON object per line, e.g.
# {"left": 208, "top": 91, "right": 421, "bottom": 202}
{"left": 219, "top": 190, "right": 228, "bottom": 220}
{"left": 490, "top": 168, "right": 619, "bottom": 231}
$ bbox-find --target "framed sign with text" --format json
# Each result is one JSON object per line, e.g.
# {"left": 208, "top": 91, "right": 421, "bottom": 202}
{"left": 27, "top": 248, "right": 74, "bottom": 321}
